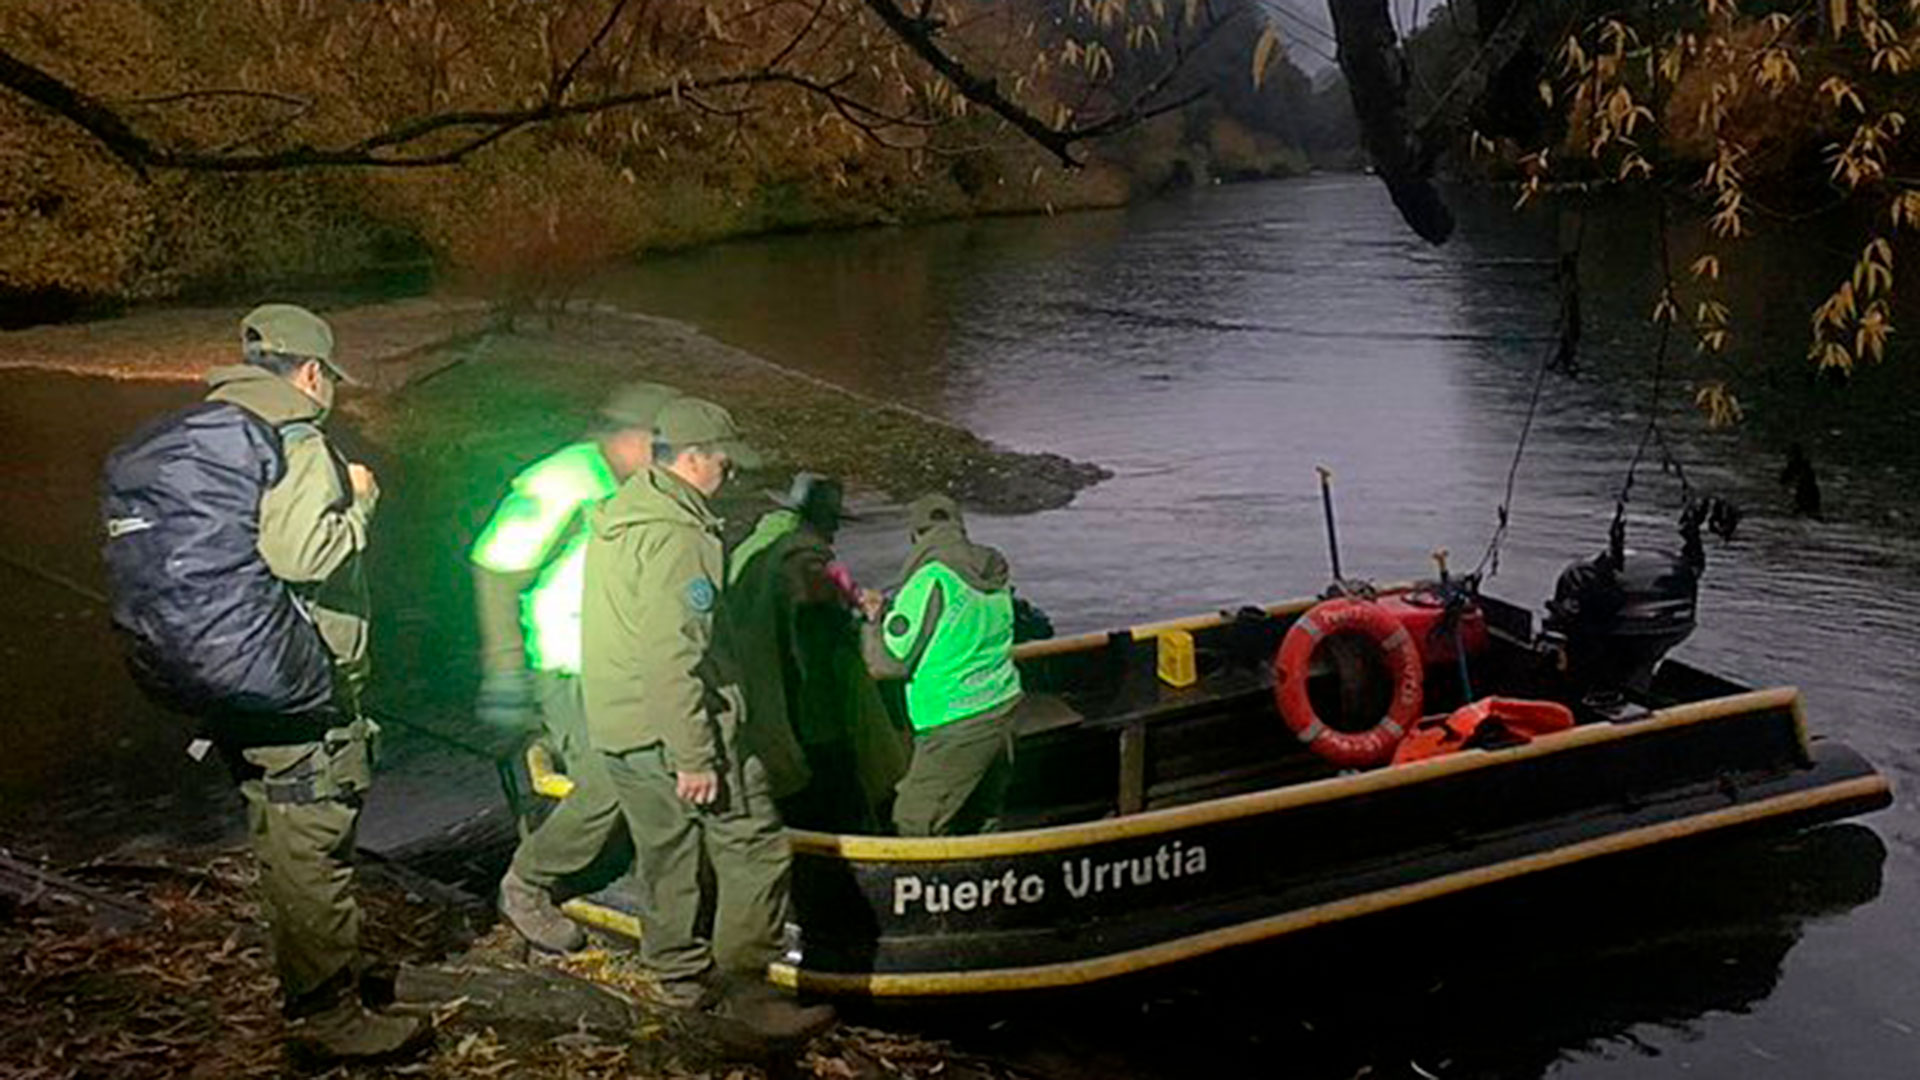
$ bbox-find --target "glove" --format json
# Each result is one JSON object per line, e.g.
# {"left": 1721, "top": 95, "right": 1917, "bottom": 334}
{"left": 476, "top": 668, "right": 540, "bottom": 735}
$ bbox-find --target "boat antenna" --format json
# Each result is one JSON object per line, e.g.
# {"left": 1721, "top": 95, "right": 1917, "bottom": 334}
{"left": 1316, "top": 464, "right": 1344, "bottom": 584}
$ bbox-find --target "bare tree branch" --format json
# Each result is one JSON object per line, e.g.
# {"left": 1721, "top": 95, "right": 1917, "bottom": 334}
{"left": 113, "top": 88, "right": 312, "bottom": 108}
{"left": 552, "top": 0, "right": 635, "bottom": 104}
{"left": 857, "top": 0, "right": 1088, "bottom": 166}
{"left": 0, "top": 43, "right": 942, "bottom": 171}
{"left": 1329, "top": 0, "right": 1568, "bottom": 244}
{"left": 1071, "top": 13, "right": 1231, "bottom": 141}
{"left": 208, "top": 98, "right": 319, "bottom": 156}
{"left": 764, "top": 0, "right": 830, "bottom": 72}
{"left": 1412, "top": 0, "right": 1551, "bottom": 147}
{"left": 858, "top": 0, "right": 1226, "bottom": 168}
{"left": 0, "top": 45, "right": 156, "bottom": 175}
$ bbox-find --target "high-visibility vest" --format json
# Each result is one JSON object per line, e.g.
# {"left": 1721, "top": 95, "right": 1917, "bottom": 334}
{"left": 727, "top": 509, "right": 799, "bottom": 586}
{"left": 470, "top": 442, "right": 618, "bottom": 674}
{"left": 883, "top": 561, "right": 1021, "bottom": 731}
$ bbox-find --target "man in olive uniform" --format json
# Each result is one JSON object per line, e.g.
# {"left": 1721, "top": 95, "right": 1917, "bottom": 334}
{"left": 730, "top": 474, "right": 906, "bottom": 832}
{"left": 470, "top": 383, "right": 679, "bottom": 952}
{"left": 581, "top": 398, "right": 831, "bottom": 1038}
{"left": 861, "top": 494, "right": 1023, "bottom": 837}
{"left": 102, "top": 305, "right": 426, "bottom": 1062}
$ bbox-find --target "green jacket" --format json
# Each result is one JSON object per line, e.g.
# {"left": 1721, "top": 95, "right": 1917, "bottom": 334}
{"left": 866, "top": 524, "right": 1022, "bottom": 732}
{"left": 469, "top": 441, "right": 619, "bottom": 675}
{"left": 581, "top": 467, "right": 747, "bottom": 774}
{"left": 204, "top": 365, "right": 375, "bottom": 691}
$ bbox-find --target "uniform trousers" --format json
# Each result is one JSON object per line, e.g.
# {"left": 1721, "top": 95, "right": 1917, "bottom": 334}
{"left": 228, "top": 715, "right": 374, "bottom": 1013}
{"left": 892, "top": 698, "right": 1018, "bottom": 837}
{"left": 603, "top": 743, "right": 790, "bottom": 986}
{"left": 510, "top": 673, "right": 630, "bottom": 892}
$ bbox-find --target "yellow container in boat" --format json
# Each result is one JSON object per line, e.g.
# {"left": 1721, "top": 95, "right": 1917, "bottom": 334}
{"left": 1157, "top": 629, "right": 1197, "bottom": 688}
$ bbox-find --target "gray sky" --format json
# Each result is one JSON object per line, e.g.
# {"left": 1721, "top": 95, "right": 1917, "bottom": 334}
{"left": 1259, "top": 0, "right": 1446, "bottom": 73}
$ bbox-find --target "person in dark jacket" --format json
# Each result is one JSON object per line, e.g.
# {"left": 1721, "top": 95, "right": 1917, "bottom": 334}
{"left": 101, "top": 305, "right": 425, "bottom": 1063}
{"left": 729, "top": 474, "right": 907, "bottom": 833}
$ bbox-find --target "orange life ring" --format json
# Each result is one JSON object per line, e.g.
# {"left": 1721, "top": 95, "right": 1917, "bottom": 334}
{"left": 1272, "top": 597, "right": 1424, "bottom": 768}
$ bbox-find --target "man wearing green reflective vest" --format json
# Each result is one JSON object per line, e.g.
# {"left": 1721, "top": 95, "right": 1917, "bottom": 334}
{"left": 470, "top": 382, "right": 678, "bottom": 953}
{"left": 860, "top": 494, "right": 1023, "bottom": 836}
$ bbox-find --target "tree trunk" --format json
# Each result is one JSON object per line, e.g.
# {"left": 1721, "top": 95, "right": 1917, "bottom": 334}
{"left": 1327, "top": 0, "right": 1456, "bottom": 243}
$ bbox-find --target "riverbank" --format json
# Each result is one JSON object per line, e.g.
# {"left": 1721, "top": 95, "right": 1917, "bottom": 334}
{"left": 0, "top": 846, "right": 1011, "bottom": 1079}
{"left": 0, "top": 297, "right": 1109, "bottom": 515}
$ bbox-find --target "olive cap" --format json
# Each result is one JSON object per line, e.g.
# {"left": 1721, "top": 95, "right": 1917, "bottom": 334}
{"left": 241, "top": 304, "right": 353, "bottom": 383}
{"left": 653, "top": 397, "right": 763, "bottom": 469}
{"left": 599, "top": 381, "right": 681, "bottom": 431}
{"left": 908, "top": 493, "right": 962, "bottom": 533}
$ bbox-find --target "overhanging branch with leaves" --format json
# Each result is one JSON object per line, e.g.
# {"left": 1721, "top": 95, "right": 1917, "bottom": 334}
{"left": 0, "top": 0, "right": 1232, "bottom": 177}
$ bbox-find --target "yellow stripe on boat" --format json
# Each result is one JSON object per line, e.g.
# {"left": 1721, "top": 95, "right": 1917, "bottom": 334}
{"left": 527, "top": 742, "right": 575, "bottom": 800}
{"left": 1009, "top": 585, "right": 1415, "bottom": 661}
{"left": 561, "top": 898, "right": 641, "bottom": 940}
{"left": 768, "top": 773, "right": 1889, "bottom": 996}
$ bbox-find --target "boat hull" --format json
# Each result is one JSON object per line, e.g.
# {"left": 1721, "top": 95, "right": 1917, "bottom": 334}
{"left": 539, "top": 592, "right": 1893, "bottom": 997}
{"left": 773, "top": 687, "right": 1889, "bottom": 995}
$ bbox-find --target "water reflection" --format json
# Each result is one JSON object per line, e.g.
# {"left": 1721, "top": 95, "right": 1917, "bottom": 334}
{"left": 900, "top": 824, "right": 1886, "bottom": 1080}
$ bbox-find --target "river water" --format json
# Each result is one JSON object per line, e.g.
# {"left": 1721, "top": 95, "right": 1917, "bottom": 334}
{"left": 3, "top": 175, "right": 1915, "bottom": 1077}
{"left": 592, "top": 175, "right": 1920, "bottom": 1078}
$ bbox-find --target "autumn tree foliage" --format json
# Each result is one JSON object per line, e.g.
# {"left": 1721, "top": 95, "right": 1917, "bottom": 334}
{"left": 1338, "top": 0, "right": 1917, "bottom": 420}
{"left": 0, "top": 0, "right": 1308, "bottom": 315}
{"left": 1527, "top": 0, "right": 1917, "bottom": 421}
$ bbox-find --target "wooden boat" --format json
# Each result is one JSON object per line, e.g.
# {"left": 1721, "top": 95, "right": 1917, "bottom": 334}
{"left": 537, "top": 584, "right": 1891, "bottom": 997}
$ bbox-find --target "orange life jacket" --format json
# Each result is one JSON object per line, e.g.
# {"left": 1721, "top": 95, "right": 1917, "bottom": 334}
{"left": 1391, "top": 696, "right": 1576, "bottom": 765}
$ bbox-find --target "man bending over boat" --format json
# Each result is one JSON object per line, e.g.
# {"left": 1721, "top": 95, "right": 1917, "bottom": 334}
{"left": 860, "top": 494, "right": 1023, "bottom": 836}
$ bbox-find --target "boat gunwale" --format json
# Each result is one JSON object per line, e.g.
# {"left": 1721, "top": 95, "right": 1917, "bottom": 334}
{"left": 786, "top": 685, "right": 1809, "bottom": 862}
{"left": 1007, "top": 584, "right": 1417, "bottom": 661}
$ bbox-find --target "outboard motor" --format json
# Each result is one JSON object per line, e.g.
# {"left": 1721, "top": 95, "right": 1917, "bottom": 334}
{"left": 1543, "top": 500, "right": 1723, "bottom": 698}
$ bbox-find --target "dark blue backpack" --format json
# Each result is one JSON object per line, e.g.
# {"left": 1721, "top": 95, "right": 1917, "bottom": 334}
{"left": 100, "top": 401, "right": 336, "bottom": 724}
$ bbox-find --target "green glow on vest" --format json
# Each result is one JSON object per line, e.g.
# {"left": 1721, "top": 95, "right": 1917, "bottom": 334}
{"left": 884, "top": 562, "right": 1022, "bottom": 731}
{"left": 471, "top": 442, "right": 618, "bottom": 674}
{"left": 728, "top": 509, "right": 800, "bottom": 586}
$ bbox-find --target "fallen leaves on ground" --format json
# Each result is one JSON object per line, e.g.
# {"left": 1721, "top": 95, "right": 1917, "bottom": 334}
{"left": 2, "top": 849, "right": 1022, "bottom": 1080}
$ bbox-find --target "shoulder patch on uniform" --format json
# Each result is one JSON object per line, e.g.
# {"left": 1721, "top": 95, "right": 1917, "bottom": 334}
{"left": 886, "top": 614, "right": 910, "bottom": 637}
{"left": 685, "top": 576, "right": 717, "bottom": 613}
